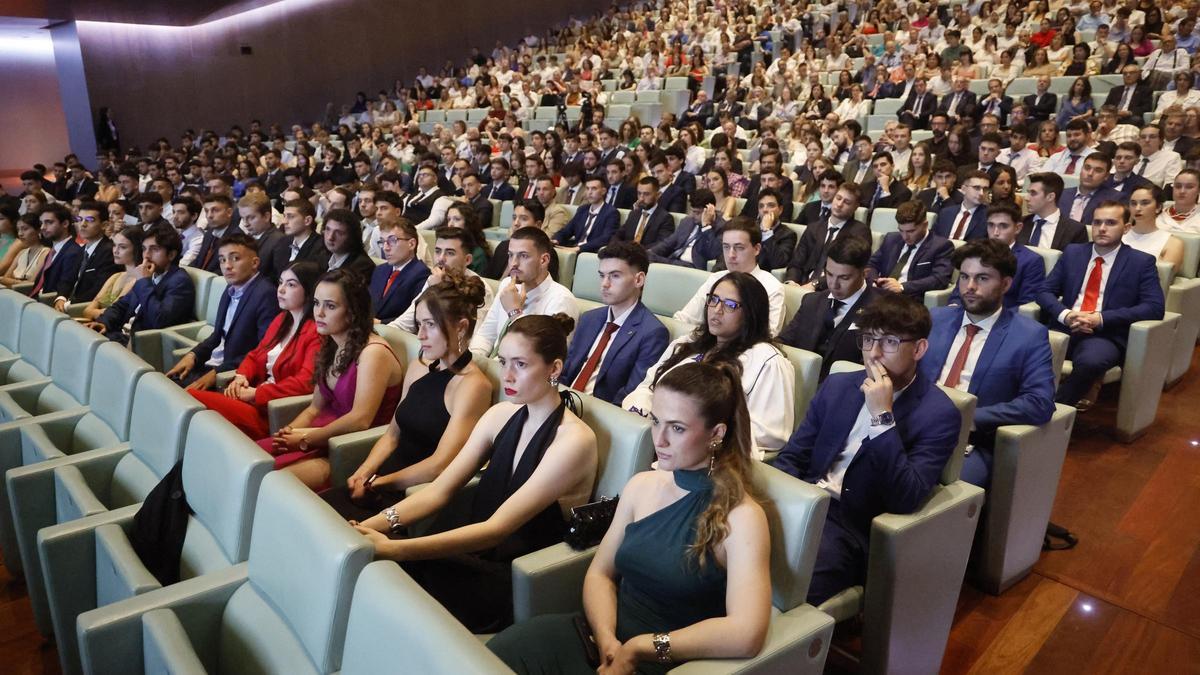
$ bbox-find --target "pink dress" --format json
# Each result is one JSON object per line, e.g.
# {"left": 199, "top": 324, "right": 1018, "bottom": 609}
{"left": 259, "top": 344, "right": 403, "bottom": 469}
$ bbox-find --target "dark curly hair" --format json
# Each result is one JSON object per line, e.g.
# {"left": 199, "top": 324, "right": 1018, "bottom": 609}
{"left": 312, "top": 268, "right": 375, "bottom": 385}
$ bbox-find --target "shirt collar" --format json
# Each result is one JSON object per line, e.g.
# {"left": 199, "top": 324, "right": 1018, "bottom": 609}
{"left": 291, "top": 233, "right": 309, "bottom": 249}
{"left": 52, "top": 238, "right": 69, "bottom": 254}
{"left": 229, "top": 272, "right": 259, "bottom": 296}
{"left": 832, "top": 282, "right": 867, "bottom": 309}
{"left": 960, "top": 304, "right": 1003, "bottom": 332}
{"left": 1091, "top": 243, "right": 1122, "bottom": 263}
{"left": 607, "top": 302, "right": 637, "bottom": 327}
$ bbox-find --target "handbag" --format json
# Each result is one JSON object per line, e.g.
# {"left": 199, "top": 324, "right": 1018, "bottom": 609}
{"left": 564, "top": 495, "right": 619, "bottom": 550}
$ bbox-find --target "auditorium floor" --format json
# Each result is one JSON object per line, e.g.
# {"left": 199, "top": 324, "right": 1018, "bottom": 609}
{"left": 2, "top": 351, "right": 1199, "bottom": 675}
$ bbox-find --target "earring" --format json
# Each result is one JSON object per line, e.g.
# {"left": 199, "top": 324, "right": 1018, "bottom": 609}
{"left": 550, "top": 376, "right": 560, "bottom": 387}
{"left": 708, "top": 452, "right": 716, "bottom": 476}
{"left": 458, "top": 332, "right": 466, "bottom": 353}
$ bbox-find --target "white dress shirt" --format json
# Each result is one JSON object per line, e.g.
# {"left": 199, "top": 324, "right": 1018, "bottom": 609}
{"left": 1157, "top": 206, "right": 1200, "bottom": 235}
{"left": 179, "top": 225, "right": 203, "bottom": 267}
{"left": 816, "top": 380, "right": 910, "bottom": 498}
{"left": 1156, "top": 89, "right": 1200, "bottom": 115}
{"left": 937, "top": 306, "right": 1003, "bottom": 391}
{"left": 830, "top": 283, "right": 867, "bottom": 328}
{"left": 997, "top": 147, "right": 1038, "bottom": 182}
{"left": 896, "top": 234, "right": 929, "bottom": 283}
{"left": 1140, "top": 149, "right": 1184, "bottom": 188}
{"left": 1028, "top": 209, "right": 1062, "bottom": 249}
{"left": 389, "top": 268, "right": 494, "bottom": 333}
{"left": 1040, "top": 147, "right": 1097, "bottom": 175}
{"left": 673, "top": 267, "right": 786, "bottom": 336}
{"left": 469, "top": 275, "right": 578, "bottom": 357}
{"left": 622, "top": 338, "right": 795, "bottom": 458}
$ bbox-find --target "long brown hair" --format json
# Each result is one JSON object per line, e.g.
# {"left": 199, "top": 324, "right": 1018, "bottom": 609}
{"left": 313, "top": 269, "right": 374, "bottom": 384}
{"left": 655, "top": 361, "right": 760, "bottom": 568}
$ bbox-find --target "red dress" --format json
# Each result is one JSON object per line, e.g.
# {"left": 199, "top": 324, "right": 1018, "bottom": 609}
{"left": 190, "top": 313, "right": 321, "bottom": 439}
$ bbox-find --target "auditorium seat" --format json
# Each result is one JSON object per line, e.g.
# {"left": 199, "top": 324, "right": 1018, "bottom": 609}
{"left": 75, "top": 471, "right": 373, "bottom": 675}
{"left": 130, "top": 273, "right": 223, "bottom": 372}
{"left": 38, "top": 411, "right": 272, "bottom": 673}
{"left": 642, "top": 263, "right": 711, "bottom": 317}
{"left": 0, "top": 289, "right": 32, "bottom": 358}
{"left": 556, "top": 247, "right": 577, "bottom": 290}
{"left": 0, "top": 319, "right": 102, "bottom": 423}
{"left": 818, "top": 362, "right": 984, "bottom": 675}
{"left": 777, "top": 345, "right": 822, "bottom": 454}
{"left": 1174, "top": 232, "right": 1199, "bottom": 278}
{"left": 1166, "top": 278, "right": 1200, "bottom": 386}
{"left": 7, "top": 372, "right": 200, "bottom": 639}
{"left": 503, "top": 462, "right": 834, "bottom": 674}
{"left": 971, "top": 404, "right": 1077, "bottom": 594}
{"left": 0, "top": 301, "right": 64, "bottom": 389}
{"left": 570, "top": 251, "right": 601, "bottom": 302}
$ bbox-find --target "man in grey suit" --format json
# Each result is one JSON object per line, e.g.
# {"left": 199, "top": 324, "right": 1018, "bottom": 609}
{"left": 648, "top": 189, "right": 723, "bottom": 269}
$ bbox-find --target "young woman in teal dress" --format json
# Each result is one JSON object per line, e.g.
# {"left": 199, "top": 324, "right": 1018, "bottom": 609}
{"left": 353, "top": 313, "right": 598, "bottom": 633}
{"left": 488, "top": 362, "right": 773, "bottom": 674}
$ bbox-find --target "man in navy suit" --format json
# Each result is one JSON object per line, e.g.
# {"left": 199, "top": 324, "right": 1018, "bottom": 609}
{"left": 88, "top": 223, "right": 195, "bottom": 345}
{"left": 611, "top": 176, "right": 675, "bottom": 247}
{"left": 601, "top": 160, "right": 636, "bottom": 210}
{"left": 924, "top": 239, "right": 1057, "bottom": 487}
{"left": 1058, "top": 154, "right": 1123, "bottom": 229}
{"left": 193, "top": 194, "right": 238, "bottom": 274}
{"left": 28, "top": 203, "right": 83, "bottom": 298}
{"left": 485, "top": 158, "right": 517, "bottom": 201}
{"left": 933, "top": 170, "right": 991, "bottom": 241}
{"left": 1104, "top": 142, "right": 1154, "bottom": 199}
{"left": 1102, "top": 65, "right": 1153, "bottom": 127}
{"left": 974, "top": 78, "right": 1013, "bottom": 126}
{"left": 647, "top": 188, "right": 724, "bottom": 269}
{"left": 780, "top": 236, "right": 882, "bottom": 380}
{"left": 50, "top": 201, "right": 119, "bottom": 309}
{"left": 1019, "top": 173, "right": 1089, "bottom": 251}
{"left": 860, "top": 151, "right": 913, "bottom": 215}
{"left": 650, "top": 154, "right": 688, "bottom": 214}
{"left": 562, "top": 242, "right": 669, "bottom": 405}
{"left": 166, "top": 233, "right": 276, "bottom": 389}
{"left": 897, "top": 77, "right": 938, "bottom": 130}
{"left": 773, "top": 294, "right": 961, "bottom": 604}
{"left": 369, "top": 217, "right": 431, "bottom": 323}
{"left": 916, "top": 160, "right": 963, "bottom": 215}
{"left": 1037, "top": 201, "right": 1166, "bottom": 407}
{"left": 950, "top": 203, "right": 1045, "bottom": 309}
{"left": 868, "top": 200, "right": 954, "bottom": 301}
{"left": 553, "top": 175, "right": 619, "bottom": 253}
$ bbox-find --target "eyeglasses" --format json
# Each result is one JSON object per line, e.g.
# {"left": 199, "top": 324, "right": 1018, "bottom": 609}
{"left": 856, "top": 334, "right": 917, "bottom": 353}
{"left": 382, "top": 236, "right": 415, "bottom": 247}
{"left": 706, "top": 293, "right": 742, "bottom": 312}
{"left": 74, "top": 216, "right": 100, "bottom": 223}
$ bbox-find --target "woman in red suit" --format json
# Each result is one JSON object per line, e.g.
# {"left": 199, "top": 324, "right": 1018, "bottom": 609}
{"left": 190, "top": 262, "right": 322, "bottom": 438}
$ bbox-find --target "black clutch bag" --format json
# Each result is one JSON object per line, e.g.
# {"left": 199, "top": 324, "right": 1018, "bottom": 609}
{"left": 564, "top": 495, "right": 619, "bottom": 550}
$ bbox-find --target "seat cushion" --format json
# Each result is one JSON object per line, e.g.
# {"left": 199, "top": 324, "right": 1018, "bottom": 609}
{"left": 219, "top": 585, "right": 321, "bottom": 675}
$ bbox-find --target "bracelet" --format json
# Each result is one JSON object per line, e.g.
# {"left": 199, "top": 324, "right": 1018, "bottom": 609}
{"left": 383, "top": 507, "right": 406, "bottom": 536}
{"left": 652, "top": 632, "right": 672, "bottom": 664}
{"left": 363, "top": 473, "right": 377, "bottom": 492}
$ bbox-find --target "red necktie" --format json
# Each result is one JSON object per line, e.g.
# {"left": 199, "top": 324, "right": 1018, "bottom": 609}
{"left": 942, "top": 324, "right": 981, "bottom": 389}
{"left": 952, "top": 210, "right": 971, "bottom": 239}
{"left": 1065, "top": 154, "right": 1080, "bottom": 174}
{"left": 1080, "top": 257, "right": 1103, "bottom": 312}
{"left": 381, "top": 268, "right": 401, "bottom": 297}
{"left": 28, "top": 248, "right": 57, "bottom": 296}
{"left": 571, "top": 321, "right": 619, "bottom": 391}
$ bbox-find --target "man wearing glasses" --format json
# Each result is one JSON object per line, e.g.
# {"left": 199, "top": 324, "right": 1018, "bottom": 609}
{"left": 369, "top": 216, "right": 430, "bottom": 324}
{"left": 51, "top": 202, "right": 119, "bottom": 310}
{"left": 933, "top": 171, "right": 991, "bottom": 241}
{"left": 772, "top": 294, "right": 961, "bottom": 604}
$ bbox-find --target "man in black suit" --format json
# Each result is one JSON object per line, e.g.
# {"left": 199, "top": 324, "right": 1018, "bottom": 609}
{"left": 786, "top": 182, "right": 871, "bottom": 288}
{"left": 797, "top": 171, "right": 844, "bottom": 227}
{"left": 62, "top": 165, "right": 98, "bottom": 201}
{"left": 596, "top": 127, "right": 627, "bottom": 167}
{"left": 1018, "top": 172, "right": 1088, "bottom": 251}
{"left": 898, "top": 77, "right": 938, "bottom": 130}
{"left": 867, "top": 199, "right": 955, "bottom": 301}
{"left": 650, "top": 154, "right": 688, "bottom": 214}
{"left": 936, "top": 77, "right": 977, "bottom": 124}
{"left": 238, "top": 192, "right": 287, "bottom": 282}
{"left": 602, "top": 160, "right": 636, "bottom": 209}
{"left": 917, "top": 160, "right": 963, "bottom": 215}
{"left": 860, "top": 152, "right": 913, "bottom": 216}
{"left": 1023, "top": 76, "right": 1058, "bottom": 127}
{"left": 709, "top": 90, "right": 744, "bottom": 129}
{"left": 402, "top": 165, "right": 444, "bottom": 225}
{"left": 975, "top": 78, "right": 1013, "bottom": 126}
{"left": 50, "top": 201, "right": 118, "bottom": 310}
{"left": 960, "top": 132, "right": 1005, "bottom": 182}
{"left": 1104, "top": 142, "right": 1155, "bottom": 198}
{"left": 677, "top": 90, "right": 714, "bottom": 129}
{"left": 271, "top": 198, "right": 329, "bottom": 277}
{"left": 261, "top": 149, "right": 287, "bottom": 202}
{"left": 612, "top": 176, "right": 675, "bottom": 247}
{"left": 1103, "top": 65, "right": 1153, "bottom": 128}
{"left": 322, "top": 209, "right": 377, "bottom": 280}
{"left": 515, "top": 156, "right": 546, "bottom": 202}
{"left": 461, "top": 171, "right": 494, "bottom": 229}
{"left": 740, "top": 150, "right": 794, "bottom": 220}
{"left": 192, "top": 194, "right": 237, "bottom": 274}
{"left": 780, "top": 236, "right": 881, "bottom": 380}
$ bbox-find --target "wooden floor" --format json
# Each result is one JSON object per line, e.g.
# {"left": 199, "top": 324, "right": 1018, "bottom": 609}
{"left": 3, "top": 353, "right": 1199, "bottom": 674}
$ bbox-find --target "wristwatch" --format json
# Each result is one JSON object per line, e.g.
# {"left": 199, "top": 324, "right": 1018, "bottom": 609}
{"left": 871, "top": 411, "right": 896, "bottom": 426}
{"left": 652, "top": 632, "right": 672, "bottom": 663}
{"left": 506, "top": 307, "right": 523, "bottom": 319}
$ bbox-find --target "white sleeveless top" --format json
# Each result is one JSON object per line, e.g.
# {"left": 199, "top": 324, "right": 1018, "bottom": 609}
{"left": 1124, "top": 228, "right": 1173, "bottom": 260}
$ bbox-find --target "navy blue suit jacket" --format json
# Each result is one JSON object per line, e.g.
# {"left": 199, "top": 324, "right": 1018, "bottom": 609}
{"left": 658, "top": 183, "right": 689, "bottom": 214}
{"left": 933, "top": 204, "right": 988, "bottom": 240}
{"left": 35, "top": 239, "right": 84, "bottom": 297}
{"left": 1103, "top": 174, "right": 1153, "bottom": 200}
{"left": 866, "top": 232, "right": 955, "bottom": 298}
{"left": 647, "top": 215, "right": 722, "bottom": 269}
{"left": 190, "top": 274, "right": 277, "bottom": 371}
{"left": 1057, "top": 187, "right": 1123, "bottom": 229}
{"left": 486, "top": 181, "right": 517, "bottom": 201}
{"left": 369, "top": 260, "right": 432, "bottom": 323}
{"left": 1037, "top": 243, "right": 1165, "bottom": 350}
{"left": 921, "top": 307, "right": 1056, "bottom": 447}
{"left": 98, "top": 266, "right": 195, "bottom": 340}
{"left": 553, "top": 204, "right": 620, "bottom": 253}
{"left": 949, "top": 243, "right": 1045, "bottom": 309}
{"left": 772, "top": 370, "right": 961, "bottom": 537}
{"left": 562, "top": 302, "right": 670, "bottom": 404}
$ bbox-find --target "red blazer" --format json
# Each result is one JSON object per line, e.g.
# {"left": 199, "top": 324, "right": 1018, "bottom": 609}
{"left": 236, "top": 312, "right": 321, "bottom": 407}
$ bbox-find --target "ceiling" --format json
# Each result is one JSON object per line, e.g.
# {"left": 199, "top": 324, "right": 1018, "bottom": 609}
{"left": 2, "top": 0, "right": 284, "bottom": 26}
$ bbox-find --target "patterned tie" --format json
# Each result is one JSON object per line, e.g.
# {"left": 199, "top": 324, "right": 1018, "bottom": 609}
{"left": 1070, "top": 192, "right": 1089, "bottom": 222}
{"left": 1065, "top": 154, "right": 1080, "bottom": 175}
{"left": 943, "top": 324, "right": 982, "bottom": 389}
{"left": 1080, "top": 257, "right": 1104, "bottom": 312}
{"left": 634, "top": 211, "right": 651, "bottom": 243}
{"left": 571, "top": 321, "right": 619, "bottom": 391}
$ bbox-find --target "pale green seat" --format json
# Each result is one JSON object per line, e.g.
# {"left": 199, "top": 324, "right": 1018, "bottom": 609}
{"left": 642, "top": 263, "right": 711, "bottom": 317}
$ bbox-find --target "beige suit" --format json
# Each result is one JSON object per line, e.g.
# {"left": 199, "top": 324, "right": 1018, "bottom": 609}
{"left": 555, "top": 183, "right": 586, "bottom": 206}
{"left": 542, "top": 203, "right": 571, "bottom": 236}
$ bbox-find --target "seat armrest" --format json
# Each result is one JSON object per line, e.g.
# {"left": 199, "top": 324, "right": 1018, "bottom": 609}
{"left": 141, "top": 609, "right": 207, "bottom": 675}
{"left": 669, "top": 604, "right": 835, "bottom": 675}
{"left": 328, "top": 427, "right": 388, "bottom": 489}
{"left": 1115, "top": 315, "right": 1178, "bottom": 442}
{"left": 130, "top": 329, "right": 171, "bottom": 372}
{"left": 922, "top": 288, "right": 952, "bottom": 310}
{"left": 511, "top": 542, "right": 598, "bottom": 622}
{"left": 1017, "top": 301, "right": 1039, "bottom": 321}
{"left": 817, "top": 586, "right": 864, "bottom": 623}
{"left": 77, "top": 564, "right": 248, "bottom": 675}
{"left": 64, "top": 302, "right": 90, "bottom": 318}
{"left": 95, "top": 522, "right": 163, "bottom": 608}
{"left": 267, "top": 395, "right": 312, "bottom": 435}
{"left": 214, "top": 370, "right": 237, "bottom": 389}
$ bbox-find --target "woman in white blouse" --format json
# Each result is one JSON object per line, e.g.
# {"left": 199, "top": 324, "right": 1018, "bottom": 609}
{"left": 1128, "top": 185, "right": 1186, "bottom": 275}
{"left": 1157, "top": 169, "right": 1200, "bottom": 236}
{"left": 0, "top": 213, "right": 48, "bottom": 288}
{"left": 1156, "top": 72, "right": 1200, "bottom": 117}
{"left": 833, "top": 84, "right": 871, "bottom": 124}
{"left": 623, "top": 272, "right": 795, "bottom": 459}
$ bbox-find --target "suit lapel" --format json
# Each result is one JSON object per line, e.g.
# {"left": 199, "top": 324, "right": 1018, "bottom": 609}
{"left": 601, "top": 304, "right": 642, "bottom": 368}
{"left": 924, "top": 306, "right": 961, "bottom": 377}
{"left": 1106, "top": 246, "right": 1131, "bottom": 299}
{"left": 969, "top": 310, "right": 1011, "bottom": 396}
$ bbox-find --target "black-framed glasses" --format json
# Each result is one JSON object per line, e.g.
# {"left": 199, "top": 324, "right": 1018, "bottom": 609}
{"left": 856, "top": 334, "right": 917, "bottom": 353}
{"left": 706, "top": 293, "right": 741, "bottom": 312}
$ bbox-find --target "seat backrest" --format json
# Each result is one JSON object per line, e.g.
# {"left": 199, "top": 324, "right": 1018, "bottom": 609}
{"left": 871, "top": 208, "right": 899, "bottom": 235}
{"left": 0, "top": 290, "right": 32, "bottom": 350}
{"left": 1175, "top": 232, "right": 1199, "bottom": 278}
{"left": 780, "top": 345, "right": 822, "bottom": 427}
{"left": 555, "top": 248, "right": 577, "bottom": 290}
{"left": 182, "top": 266, "right": 213, "bottom": 319}
{"left": 753, "top": 462, "right": 830, "bottom": 612}
{"left": 657, "top": 314, "right": 696, "bottom": 342}
{"left": 572, "top": 252, "right": 602, "bottom": 302}
{"left": 17, "top": 302, "right": 65, "bottom": 374}
{"left": 182, "top": 412, "right": 273, "bottom": 565}
{"left": 578, "top": 395, "right": 654, "bottom": 499}
{"left": 242, "top": 471, "right": 373, "bottom": 674}
{"left": 204, "top": 277, "right": 229, "bottom": 326}
{"left": 1156, "top": 261, "right": 1175, "bottom": 296}
{"left": 86, "top": 342, "right": 152, "bottom": 439}
{"left": 643, "top": 263, "right": 710, "bottom": 316}
{"left": 1047, "top": 331, "right": 1069, "bottom": 386}
{"left": 128, "top": 373, "right": 204, "bottom": 478}
{"left": 1028, "top": 245, "right": 1062, "bottom": 276}
{"left": 782, "top": 283, "right": 806, "bottom": 327}
{"left": 936, "top": 386, "right": 977, "bottom": 485}
{"left": 374, "top": 325, "right": 414, "bottom": 369}
{"left": 48, "top": 320, "right": 105, "bottom": 403}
